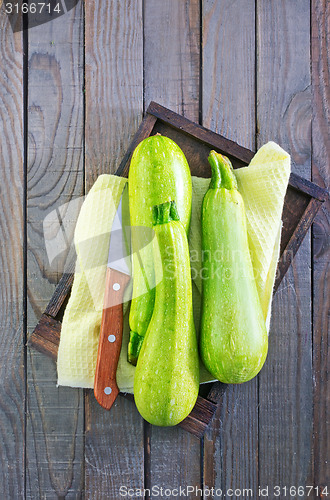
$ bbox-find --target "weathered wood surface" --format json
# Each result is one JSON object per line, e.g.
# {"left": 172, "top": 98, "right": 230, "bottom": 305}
{"left": 311, "top": 0, "right": 329, "bottom": 494}
{"left": 202, "top": 3, "right": 259, "bottom": 499}
{"left": 0, "top": 12, "right": 25, "bottom": 500}
{"left": 257, "top": 1, "right": 314, "bottom": 497}
{"left": 0, "top": 0, "right": 328, "bottom": 498}
{"left": 26, "top": 2, "right": 85, "bottom": 498}
{"left": 144, "top": 0, "right": 200, "bottom": 122}
{"left": 84, "top": 0, "right": 144, "bottom": 498}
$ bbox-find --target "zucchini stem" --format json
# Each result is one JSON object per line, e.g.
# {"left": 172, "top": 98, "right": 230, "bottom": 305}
{"left": 153, "top": 201, "right": 180, "bottom": 226}
{"left": 128, "top": 331, "right": 144, "bottom": 365}
{"left": 208, "top": 150, "right": 238, "bottom": 190}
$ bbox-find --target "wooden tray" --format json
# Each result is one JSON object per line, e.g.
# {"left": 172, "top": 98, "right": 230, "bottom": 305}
{"left": 28, "top": 102, "right": 327, "bottom": 438}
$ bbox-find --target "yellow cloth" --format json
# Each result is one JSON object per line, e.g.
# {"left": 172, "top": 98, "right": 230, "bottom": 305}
{"left": 57, "top": 141, "right": 290, "bottom": 392}
{"left": 57, "top": 175, "right": 132, "bottom": 388}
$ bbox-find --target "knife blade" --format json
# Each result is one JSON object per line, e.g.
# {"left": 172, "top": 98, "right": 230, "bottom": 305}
{"left": 94, "top": 183, "right": 131, "bottom": 410}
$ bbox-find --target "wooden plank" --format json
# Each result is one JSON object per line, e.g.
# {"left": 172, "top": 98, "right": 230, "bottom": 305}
{"left": 144, "top": 1, "right": 202, "bottom": 496}
{"left": 257, "top": 0, "right": 313, "bottom": 494}
{"left": 311, "top": 0, "right": 329, "bottom": 494}
{"left": 0, "top": 13, "right": 25, "bottom": 500}
{"left": 201, "top": 2, "right": 258, "bottom": 497}
{"left": 84, "top": 0, "right": 144, "bottom": 497}
{"left": 25, "top": 3, "right": 85, "bottom": 497}
{"left": 85, "top": 0, "right": 144, "bottom": 184}
{"left": 275, "top": 197, "right": 324, "bottom": 292}
{"left": 179, "top": 396, "right": 217, "bottom": 438}
{"left": 289, "top": 172, "right": 327, "bottom": 202}
{"left": 144, "top": 0, "right": 200, "bottom": 122}
{"left": 202, "top": 0, "right": 256, "bottom": 152}
{"left": 29, "top": 314, "right": 60, "bottom": 360}
{"left": 45, "top": 263, "right": 75, "bottom": 318}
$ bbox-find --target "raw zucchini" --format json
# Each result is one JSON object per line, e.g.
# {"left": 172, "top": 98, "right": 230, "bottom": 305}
{"left": 128, "top": 135, "right": 192, "bottom": 365}
{"left": 134, "top": 201, "right": 199, "bottom": 426}
{"left": 200, "top": 151, "right": 268, "bottom": 383}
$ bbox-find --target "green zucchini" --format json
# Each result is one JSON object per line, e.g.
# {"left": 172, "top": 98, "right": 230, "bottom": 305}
{"left": 200, "top": 151, "right": 268, "bottom": 384}
{"left": 128, "top": 135, "right": 192, "bottom": 365}
{"left": 134, "top": 201, "right": 199, "bottom": 426}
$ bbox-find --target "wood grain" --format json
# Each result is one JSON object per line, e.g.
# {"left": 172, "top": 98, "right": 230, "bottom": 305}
{"left": 144, "top": 0, "right": 200, "bottom": 122}
{"left": 26, "top": 2, "right": 85, "bottom": 497}
{"left": 202, "top": 2, "right": 258, "bottom": 498}
{"left": 0, "top": 13, "right": 25, "bottom": 500}
{"left": 257, "top": 0, "right": 313, "bottom": 495}
{"left": 179, "top": 396, "right": 217, "bottom": 438}
{"left": 311, "top": 0, "right": 330, "bottom": 494}
{"left": 29, "top": 314, "right": 61, "bottom": 359}
{"left": 85, "top": 0, "right": 144, "bottom": 184}
{"left": 84, "top": 0, "right": 144, "bottom": 497}
{"left": 144, "top": 1, "right": 202, "bottom": 497}
{"left": 202, "top": 0, "right": 256, "bottom": 152}
{"left": 0, "top": 0, "right": 327, "bottom": 493}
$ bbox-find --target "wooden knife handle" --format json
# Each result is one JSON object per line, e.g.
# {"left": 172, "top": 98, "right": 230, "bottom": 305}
{"left": 94, "top": 267, "right": 130, "bottom": 410}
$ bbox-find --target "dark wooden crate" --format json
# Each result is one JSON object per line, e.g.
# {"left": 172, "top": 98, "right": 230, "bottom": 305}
{"left": 28, "top": 102, "right": 327, "bottom": 438}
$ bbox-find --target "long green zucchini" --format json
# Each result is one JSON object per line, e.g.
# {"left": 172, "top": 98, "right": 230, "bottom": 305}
{"left": 200, "top": 151, "right": 268, "bottom": 383}
{"left": 128, "top": 135, "right": 192, "bottom": 365}
{"left": 134, "top": 201, "right": 199, "bottom": 426}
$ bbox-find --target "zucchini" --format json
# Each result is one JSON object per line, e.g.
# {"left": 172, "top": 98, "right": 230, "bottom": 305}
{"left": 128, "top": 135, "right": 192, "bottom": 365}
{"left": 200, "top": 151, "right": 268, "bottom": 383}
{"left": 134, "top": 201, "right": 199, "bottom": 426}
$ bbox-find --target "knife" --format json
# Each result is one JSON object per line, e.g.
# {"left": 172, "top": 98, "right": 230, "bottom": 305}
{"left": 94, "top": 184, "right": 131, "bottom": 410}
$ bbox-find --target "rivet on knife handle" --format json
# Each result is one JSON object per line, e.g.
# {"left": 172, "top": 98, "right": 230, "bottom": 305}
{"left": 94, "top": 267, "right": 130, "bottom": 410}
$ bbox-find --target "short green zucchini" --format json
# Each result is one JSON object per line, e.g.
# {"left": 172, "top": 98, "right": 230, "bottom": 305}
{"left": 134, "top": 201, "right": 199, "bottom": 426}
{"left": 200, "top": 151, "right": 268, "bottom": 384}
{"left": 128, "top": 135, "right": 192, "bottom": 365}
